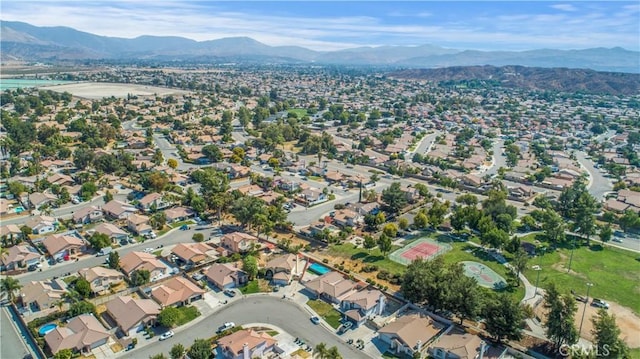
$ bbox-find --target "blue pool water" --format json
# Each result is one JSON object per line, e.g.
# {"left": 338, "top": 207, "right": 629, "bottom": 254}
{"left": 13, "top": 206, "right": 25, "bottom": 214}
{"left": 38, "top": 323, "right": 57, "bottom": 336}
{"left": 308, "top": 262, "right": 331, "bottom": 275}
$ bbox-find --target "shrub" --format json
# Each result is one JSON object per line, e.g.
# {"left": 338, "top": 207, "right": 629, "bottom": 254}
{"left": 192, "top": 233, "right": 204, "bottom": 242}
{"left": 322, "top": 258, "right": 329, "bottom": 264}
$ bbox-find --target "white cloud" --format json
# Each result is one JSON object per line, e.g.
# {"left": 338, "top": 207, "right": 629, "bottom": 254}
{"left": 551, "top": 4, "right": 578, "bottom": 12}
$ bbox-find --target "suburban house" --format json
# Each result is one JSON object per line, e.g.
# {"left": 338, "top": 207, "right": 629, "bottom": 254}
{"left": 0, "top": 244, "right": 42, "bottom": 271}
{"left": 25, "top": 215, "right": 58, "bottom": 235}
{"left": 217, "top": 329, "right": 277, "bottom": 359}
{"left": 126, "top": 214, "right": 152, "bottom": 235}
{"left": 302, "top": 271, "right": 357, "bottom": 304}
{"left": 91, "top": 223, "right": 129, "bottom": 243}
{"left": 331, "top": 209, "right": 363, "bottom": 228}
{"left": 378, "top": 314, "right": 445, "bottom": 357}
{"left": 150, "top": 276, "right": 205, "bottom": 308}
{"left": 347, "top": 202, "right": 380, "bottom": 216}
{"left": 299, "top": 188, "right": 327, "bottom": 206}
{"left": 103, "top": 200, "right": 138, "bottom": 219}
{"left": 0, "top": 224, "right": 23, "bottom": 243}
{"left": 42, "top": 234, "right": 86, "bottom": 260}
{"left": 28, "top": 192, "right": 58, "bottom": 210}
{"left": 44, "top": 314, "right": 110, "bottom": 355}
{"left": 264, "top": 253, "right": 301, "bottom": 286}
{"left": 171, "top": 242, "right": 217, "bottom": 266}
{"left": 20, "top": 279, "right": 68, "bottom": 311}
{"left": 105, "top": 296, "right": 160, "bottom": 337}
{"left": 119, "top": 251, "right": 167, "bottom": 281}
{"left": 72, "top": 206, "right": 104, "bottom": 225}
{"left": 205, "top": 263, "right": 248, "bottom": 290}
{"left": 340, "top": 289, "right": 386, "bottom": 327}
{"left": 138, "top": 192, "right": 170, "bottom": 212}
{"left": 163, "top": 206, "right": 196, "bottom": 223}
{"left": 427, "top": 329, "right": 486, "bottom": 359}
{"left": 221, "top": 232, "right": 258, "bottom": 253}
{"left": 78, "top": 266, "right": 125, "bottom": 295}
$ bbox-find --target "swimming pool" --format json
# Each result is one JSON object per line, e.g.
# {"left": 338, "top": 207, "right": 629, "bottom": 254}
{"left": 13, "top": 206, "right": 25, "bottom": 214}
{"left": 38, "top": 323, "right": 57, "bottom": 336}
{"left": 308, "top": 262, "right": 331, "bottom": 275}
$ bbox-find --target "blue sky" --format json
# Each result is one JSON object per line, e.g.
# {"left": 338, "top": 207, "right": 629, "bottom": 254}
{"left": 2, "top": 1, "right": 639, "bottom": 51}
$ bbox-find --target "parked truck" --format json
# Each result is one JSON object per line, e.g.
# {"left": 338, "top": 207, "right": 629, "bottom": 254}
{"left": 97, "top": 247, "right": 113, "bottom": 256}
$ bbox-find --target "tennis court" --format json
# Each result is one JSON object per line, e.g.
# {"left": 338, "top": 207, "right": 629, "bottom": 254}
{"left": 389, "top": 237, "right": 452, "bottom": 265}
{"left": 462, "top": 261, "right": 507, "bottom": 289}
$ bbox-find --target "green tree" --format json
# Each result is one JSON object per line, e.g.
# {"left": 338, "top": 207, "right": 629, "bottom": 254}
{"left": 68, "top": 300, "right": 96, "bottom": 316}
{"left": 170, "top": 343, "right": 186, "bottom": 359}
{"left": 313, "top": 342, "right": 328, "bottom": 359}
{"left": 591, "top": 308, "right": 630, "bottom": 359}
{"left": 599, "top": 224, "right": 612, "bottom": 246}
{"left": 542, "top": 209, "right": 566, "bottom": 244}
{"left": 80, "top": 181, "right": 98, "bottom": 200}
{"left": 150, "top": 354, "right": 167, "bottom": 359}
{"left": 544, "top": 284, "right": 579, "bottom": 348}
{"left": 108, "top": 251, "right": 120, "bottom": 270}
{"left": 231, "top": 196, "right": 265, "bottom": 228}
{"left": 363, "top": 235, "right": 377, "bottom": 250}
{"left": 150, "top": 212, "right": 166, "bottom": 230}
{"left": 413, "top": 212, "right": 428, "bottom": 229}
{"left": 427, "top": 200, "right": 450, "bottom": 228}
{"left": 446, "top": 265, "right": 481, "bottom": 324}
{"left": 381, "top": 182, "right": 407, "bottom": 214}
{"left": 482, "top": 293, "right": 524, "bottom": 342}
{"left": 326, "top": 346, "right": 342, "bottom": 359}
{"left": 377, "top": 233, "right": 393, "bottom": 256}
{"left": 89, "top": 233, "right": 111, "bottom": 250}
{"left": 103, "top": 190, "right": 113, "bottom": 202}
{"left": 382, "top": 223, "right": 398, "bottom": 238}
{"left": 0, "top": 276, "right": 22, "bottom": 303}
{"left": 158, "top": 307, "right": 181, "bottom": 328}
{"left": 620, "top": 210, "right": 640, "bottom": 232}
{"left": 75, "top": 278, "right": 92, "bottom": 298}
{"left": 53, "top": 348, "right": 73, "bottom": 359}
{"left": 511, "top": 249, "right": 529, "bottom": 282}
{"left": 192, "top": 233, "right": 204, "bottom": 242}
{"left": 167, "top": 158, "right": 178, "bottom": 169}
{"left": 201, "top": 144, "right": 223, "bottom": 163}
{"left": 131, "top": 269, "right": 151, "bottom": 286}
{"left": 187, "top": 338, "right": 212, "bottom": 359}
{"left": 398, "top": 217, "right": 409, "bottom": 230}
{"left": 242, "top": 255, "right": 259, "bottom": 280}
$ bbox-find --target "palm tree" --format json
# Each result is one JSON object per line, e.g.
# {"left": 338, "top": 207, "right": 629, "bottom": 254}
{"left": 313, "top": 343, "right": 328, "bottom": 359}
{"left": 326, "top": 346, "right": 342, "bottom": 359}
{"left": 0, "top": 276, "right": 22, "bottom": 303}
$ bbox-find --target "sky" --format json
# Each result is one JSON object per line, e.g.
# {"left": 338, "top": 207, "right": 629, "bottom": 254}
{"left": 2, "top": 1, "right": 639, "bottom": 51}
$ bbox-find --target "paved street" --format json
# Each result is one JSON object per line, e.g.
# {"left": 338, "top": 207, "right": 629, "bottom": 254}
{"left": 575, "top": 151, "right": 613, "bottom": 201}
{"left": 122, "top": 295, "right": 370, "bottom": 359}
{"left": 486, "top": 138, "right": 506, "bottom": 176}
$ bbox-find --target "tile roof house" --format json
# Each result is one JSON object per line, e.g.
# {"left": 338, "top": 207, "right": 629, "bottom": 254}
{"left": 264, "top": 253, "right": 301, "bottom": 286}
{"left": 205, "top": 263, "right": 248, "bottom": 290}
{"left": 221, "top": 232, "right": 258, "bottom": 253}
{"left": 138, "top": 192, "right": 170, "bottom": 212}
{"left": 119, "top": 251, "right": 167, "bottom": 280}
{"left": 103, "top": 200, "right": 138, "bottom": 219}
{"left": 0, "top": 244, "right": 42, "bottom": 271}
{"left": 302, "top": 271, "right": 357, "bottom": 304}
{"left": 72, "top": 205, "right": 104, "bottom": 225}
{"left": 25, "top": 215, "right": 58, "bottom": 235}
{"left": 20, "top": 279, "right": 68, "bottom": 311}
{"left": 340, "top": 289, "right": 386, "bottom": 327}
{"left": 126, "top": 214, "right": 152, "bottom": 235}
{"left": 105, "top": 296, "right": 160, "bottom": 336}
{"left": 378, "top": 314, "right": 444, "bottom": 357}
{"left": 44, "top": 314, "right": 110, "bottom": 355}
{"left": 78, "top": 266, "right": 125, "bottom": 295}
{"left": 42, "top": 234, "right": 86, "bottom": 259}
{"left": 163, "top": 206, "right": 195, "bottom": 223}
{"left": 28, "top": 192, "right": 58, "bottom": 210}
{"left": 217, "top": 329, "right": 277, "bottom": 359}
{"left": 428, "top": 329, "right": 485, "bottom": 359}
{"left": 91, "top": 223, "right": 129, "bottom": 243}
{"left": 332, "top": 209, "right": 363, "bottom": 228}
{"left": 171, "top": 242, "right": 217, "bottom": 265}
{"left": 0, "top": 224, "right": 23, "bottom": 241}
{"left": 151, "top": 276, "right": 205, "bottom": 308}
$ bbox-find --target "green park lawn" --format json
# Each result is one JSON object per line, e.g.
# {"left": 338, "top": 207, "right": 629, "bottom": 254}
{"left": 522, "top": 239, "right": 640, "bottom": 314}
{"left": 288, "top": 108, "right": 310, "bottom": 118}
{"left": 306, "top": 299, "right": 342, "bottom": 329}
{"left": 327, "top": 243, "right": 406, "bottom": 275}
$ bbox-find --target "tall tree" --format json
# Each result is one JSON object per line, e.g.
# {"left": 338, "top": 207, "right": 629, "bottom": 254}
{"left": 542, "top": 209, "right": 566, "bottom": 244}
{"left": 170, "top": 343, "right": 186, "bottom": 359}
{"left": 544, "top": 284, "right": 579, "bottom": 348}
{"left": 242, "top": 255, "right": 258, "bottom": 280}
{"left": 512, "top": 248, "right": 529, "bottom": 280}
{"left": 598, "top": 224, "right": 612, "bottom": 246}
{"left": 313, "top": 343, "right": 328, "bottom": 359}
{"left": 591, "top": 309, "right": 630, "bottom": 359}
{"left": 187, "top": 339, "right": 212, "bottom": 359}
{"left": 482, "top": 293, "right": 524, "bottom": 342}
{"left": 0, "top": 276, "right": 22, "bottom": 303}
{"left": 377, "top": 234, "right": 393, "bottom": 256}
{"left": 108, "top": 251, "right": 120, "bottom": 270}
{"left": 381, "top": 182, "right": 408, "bottom": 214}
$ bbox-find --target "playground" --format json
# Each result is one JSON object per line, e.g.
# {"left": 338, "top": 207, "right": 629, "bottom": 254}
{"left": 389, "top": 237, "right": 452, "bottom": 265}
{"left": 462, "top": 261, "right": 507, "bottom": 289}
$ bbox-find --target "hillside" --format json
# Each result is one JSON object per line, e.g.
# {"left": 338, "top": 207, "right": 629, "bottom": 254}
{"left": 388, "top": 65, "right": 640, "bottom": 96}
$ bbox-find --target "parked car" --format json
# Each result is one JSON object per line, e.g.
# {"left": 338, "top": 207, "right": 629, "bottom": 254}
{"left": 159, "top": 330, "right": 174, "bottom": 341}
{"left": 180, "top": 224, "right": 189, "bottom": 230}
{"left": 143, "top": 247, "right": 154, "bottom": 253}
{"left": 223, "top": 289, "right": 237, "bottom": 297}
{"left": 592, "top": 298, "right": 609, "bottom": 309}
{"left": 96, "top": 247, "right": 113, "bottom": 256}
{"left": 310, "top": 316, "right": 320, "bottom": 325}
{"left": 217, "top": 322, "right": 235, "bottom": 333}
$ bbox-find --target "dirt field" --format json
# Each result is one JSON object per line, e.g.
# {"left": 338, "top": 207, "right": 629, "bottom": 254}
{"left": 41, "top": 82, "right": 190, "bottom": 99}
{"left": 534, "top": 299, "right": 640, "bottom": 348}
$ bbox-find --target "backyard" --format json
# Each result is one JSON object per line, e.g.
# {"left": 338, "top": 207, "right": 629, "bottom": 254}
{"left": 306, "top": 299, "right": 342, "bottom": 329}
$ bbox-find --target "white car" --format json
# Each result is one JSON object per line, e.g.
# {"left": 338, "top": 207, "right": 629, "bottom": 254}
{"left": 143, "top": 248, "right": 154, "bottom": 253}
{"left": 159, "top": 330, "right": 174, "bottom": 341}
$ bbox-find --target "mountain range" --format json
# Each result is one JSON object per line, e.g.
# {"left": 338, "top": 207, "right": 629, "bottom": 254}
{"left": 2, "top": 20, "right": 639, "bottom": 73}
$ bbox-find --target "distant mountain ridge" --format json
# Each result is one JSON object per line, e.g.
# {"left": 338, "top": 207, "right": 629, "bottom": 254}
{"left": 2, "top": 20, "right": 639, "bottom": 73}
{"left": 388, "top": 65, "right": 640, "bottom": 96}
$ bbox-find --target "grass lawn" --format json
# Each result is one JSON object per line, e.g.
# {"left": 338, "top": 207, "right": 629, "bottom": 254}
{"left": 169, "top": 220, "right": 196, "bottom": 229}
{"left": 288, "top": 108, "right": 309, "bottom": 117}
{"left": 62, "top": 275, "right": 78, "bottom": 285}
{"left": 239, "top": 280, "right": 260, "bottom": 294}
{"left": 327, "top": 243, "right": 406, "bottom": 274}
{"left": 152, "top": 250, "right": 162, "bottom": 257}
{"left": 174, "top": 306, "right": 201, "bottom": 326}
{"left": 306, "top": 299, "right": 342, "bottom": 329}
{"left": 266, "top": 330, "right": 279, "bottom": 337}
{"left": 522, "top": 242, "right": 640, "bottom": 314}
{"left": 630, "top": 348, "right": 640, "bottom": 358}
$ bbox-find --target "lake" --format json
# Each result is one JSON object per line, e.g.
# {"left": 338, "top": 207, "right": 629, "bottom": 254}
{"left": 0, "top": 78, "right": 75, "bottom": 91}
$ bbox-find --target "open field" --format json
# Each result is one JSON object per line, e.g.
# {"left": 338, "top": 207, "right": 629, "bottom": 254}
{"left": 41, "top": 82, "right": 190, "bottom": 99}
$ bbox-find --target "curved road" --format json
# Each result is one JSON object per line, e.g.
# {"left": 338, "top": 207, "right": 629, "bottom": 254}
{"left": 123, "top": 295, "right": 370, "bottom": 359}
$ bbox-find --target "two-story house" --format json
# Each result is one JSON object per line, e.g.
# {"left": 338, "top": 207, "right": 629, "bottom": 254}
{"left": 340, "top": 289, "right": 386, "bottom": 327}
{"left": 72, "top": 206, "right": 104, "bottom": 225}
{"left": 78, "top": 266, "right": 125, "bottom": 295}
{"left": 221, "top": 232, "right": 258, "bottom": 254}
{"left": 217, "top": 329, "right": 277, "bottom": 359}
{"left": 138, "top": 193, "right": 170, "bottom": 212}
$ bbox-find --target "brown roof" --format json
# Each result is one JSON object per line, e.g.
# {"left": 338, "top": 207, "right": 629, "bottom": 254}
{"left": 343, "top": 289, "right": 383, "bottom": 310}
{"left": 151, "top": 276, "right": 205, "bottom": 307}
{"left": 92, "top": 223, "right": 128, "bottom": 238}
{"left": 119, "top": 251, "right": 165, "bottom": 276}
{"left": 205, "top": 263, "right": 245, "bottom": 288}
{"left": 103, "top": 200, "right": 137, "bottom": 217}
{"left": 378, "top": 314, "right": 442, "bottom": 349}
{"left": 42, "top": 234, "right": 85, "bottom": 256}
{"left": 217, "top": 329, "right": 276, "bottom": 355}
{"left": 265, "top": 253, "right": 298, "bottom": 273}
{"left": 45, "top": 314, "right": 109, "bottom": 354}
{"left": 0, "top": 244, "right": 40, "bottom": 267}
{"left": 303, "top": 271, "right": 356, "bottom": 300}
{"left": 171, "top": 242, "right": 215, "bottom": 263}
{"left": 139, "top": 192, "right": 162, "bottom": 206}
{"left": 430, "top": 330, "right": 484, "bottom": 359}
{"left": 105, "top": 296, "right": 160, "bottom": 333}
{"left": 164, "top": 206, "right": 195, "bottom": 220}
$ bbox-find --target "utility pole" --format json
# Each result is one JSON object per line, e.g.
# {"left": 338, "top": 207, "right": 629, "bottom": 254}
{"left": 578, "top": 282, "right": 593, "bottom": 337}
{"left": 532, "top": 265, "right": 542, "bottom": 298}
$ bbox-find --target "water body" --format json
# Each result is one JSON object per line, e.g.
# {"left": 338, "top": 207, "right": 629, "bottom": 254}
{"left": 0, "top": 78, "right": 73, "bottom": 91}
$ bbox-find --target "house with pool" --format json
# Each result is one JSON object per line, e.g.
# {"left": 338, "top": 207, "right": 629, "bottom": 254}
{"left": 44, "top": 314, "right": 110, "bottom": 355}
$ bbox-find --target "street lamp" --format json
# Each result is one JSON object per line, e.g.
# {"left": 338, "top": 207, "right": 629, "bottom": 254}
{"left": 532, "top": 265, "right": 542, "bottom": 298}
{"left": 578, "top": 283, "right": 594, "bottom": 337}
